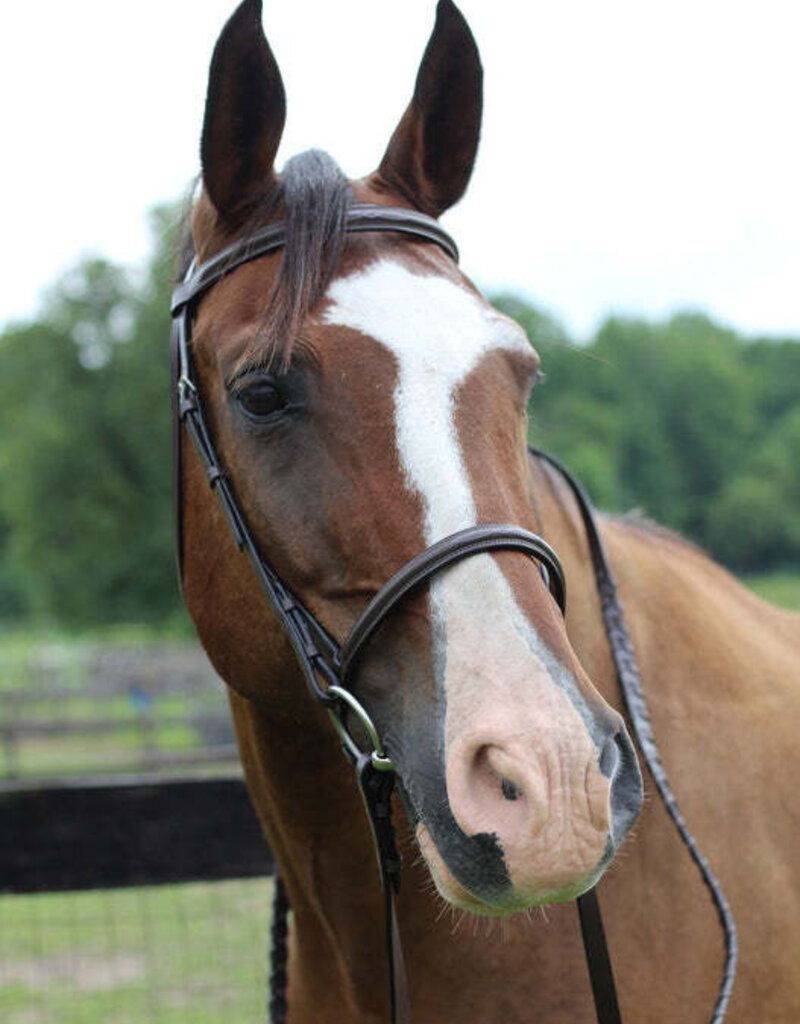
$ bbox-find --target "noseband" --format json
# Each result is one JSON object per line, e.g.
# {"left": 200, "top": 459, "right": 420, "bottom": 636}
{"left": 170, "top": 204, "right": 735, "bottom": 1024}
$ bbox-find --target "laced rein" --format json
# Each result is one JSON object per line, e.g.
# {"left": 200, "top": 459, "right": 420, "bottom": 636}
{"left": 531, "top": 450, "right": 738, "bottom": 1022}
{"left": 171, "top": 208, "right": 736, "bottom": 1024}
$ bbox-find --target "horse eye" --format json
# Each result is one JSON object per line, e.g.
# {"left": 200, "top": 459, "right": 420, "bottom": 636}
{"left": 237, "top": 382, "right": 287, "bottom": 420}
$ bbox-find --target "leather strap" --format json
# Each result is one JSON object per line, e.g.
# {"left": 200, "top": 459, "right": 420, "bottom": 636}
{"left": 268, "top": 875, "right": 289, "bottom": 1024}
{"left": 577, "top": 889, "right": 622, "bottom": 1024}
{"left": 356, "top": 756, "right": 409, "bottom": 1024}
{"left": 337, "top": 524, "right": 565, "bottom": 683}
{"left": 171, "top": 204, "right": 458, "bottom": 315}
{"left": 171, "top": 314, "right": 185, "bottom": 597}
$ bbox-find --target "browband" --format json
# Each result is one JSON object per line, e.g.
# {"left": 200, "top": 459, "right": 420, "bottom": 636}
{"left": 171, "top": 203, "right": 460, "bottom": 314}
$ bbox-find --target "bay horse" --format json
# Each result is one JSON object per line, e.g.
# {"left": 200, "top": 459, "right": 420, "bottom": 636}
{"left": 174, "top": 0, "right": 800, "bottom": 1020}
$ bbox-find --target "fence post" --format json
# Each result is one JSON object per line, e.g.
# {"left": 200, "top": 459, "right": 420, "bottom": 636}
{"left": 2, "top": 693, "right": 20, "bottom": 781}
{"left": 129, "top": 682, "right": 157, "bottom": 771}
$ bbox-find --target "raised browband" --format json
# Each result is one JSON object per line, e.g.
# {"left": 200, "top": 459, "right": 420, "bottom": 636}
{"left": 171, "top": 203, "right": 459, "bottom": 315}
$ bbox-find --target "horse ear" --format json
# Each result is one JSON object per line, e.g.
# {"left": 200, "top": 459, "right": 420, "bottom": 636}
{"left": 201, "top": 0, "right": 286, "bottom": 224}
{"left": 377, "top": 0, "right": 483, "bottom": 217}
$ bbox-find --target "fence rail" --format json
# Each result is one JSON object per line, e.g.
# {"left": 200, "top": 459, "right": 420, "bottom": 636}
{"left": 0, "top": 652, "right": 238, "bottom": 781}
{"left": 1, "top": 776, "right": 273, "bottom": 894}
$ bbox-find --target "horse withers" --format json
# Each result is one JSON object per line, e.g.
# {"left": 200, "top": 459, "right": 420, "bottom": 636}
{"left": 175, "top": 1, "right": 800, "bottom": 1021}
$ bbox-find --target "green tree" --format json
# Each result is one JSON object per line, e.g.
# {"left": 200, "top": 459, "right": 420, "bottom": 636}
{"left": 493, "top": 295, "right": 798, "bottom": 573}
{"left": 0, "top": 206, "right": 182, "bottom": 626}
{"left": 709, "top": 407, "right": 800, "bottom": 570}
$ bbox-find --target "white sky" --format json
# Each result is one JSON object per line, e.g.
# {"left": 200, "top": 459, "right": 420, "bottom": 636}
{"left": 1, "top": 0, "right": 798, "bottom": 339}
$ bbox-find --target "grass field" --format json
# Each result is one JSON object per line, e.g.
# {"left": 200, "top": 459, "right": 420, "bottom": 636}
{"left": 743, "top": 570, "right": 800, "bottom": 611}
{"left": 0, "top": 879, "right": 274, "bottom": 1024}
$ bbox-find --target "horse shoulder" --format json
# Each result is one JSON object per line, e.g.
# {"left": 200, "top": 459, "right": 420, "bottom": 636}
{"left": 601, "top": 515, "right": 800, "bottom": 1021}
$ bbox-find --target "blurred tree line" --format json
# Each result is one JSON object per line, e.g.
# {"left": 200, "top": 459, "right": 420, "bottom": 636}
{"left": 496, "top": 296, "right": 800, "bottom": 572}
{"left": 0, "top": 207, "right": 179, "bottom": 626}
{"left": 0, "top": 212, "right": 797, "bottom": 627}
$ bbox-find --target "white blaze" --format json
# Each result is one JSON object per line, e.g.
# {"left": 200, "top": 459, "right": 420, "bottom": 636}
{"left": 323, "top": 260, "right": 589, "bottom": 772}
{"left": 324, "top": 259, "right": 529, "bottom": 544}
{"left": 324, "top": 257, "right": 540, "bottom": 654}
{"left": 323, "top": 260, "right": 609, "bottom": 891}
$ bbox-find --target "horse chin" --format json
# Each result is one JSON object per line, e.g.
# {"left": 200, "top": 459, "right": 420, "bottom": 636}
{"left": 416, "top": 822, "right": 610, "bottom": 916}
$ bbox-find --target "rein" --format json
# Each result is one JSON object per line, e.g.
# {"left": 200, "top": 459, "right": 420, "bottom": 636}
{"left": 170, "top": 205, "right": 736, "bottom": 1023}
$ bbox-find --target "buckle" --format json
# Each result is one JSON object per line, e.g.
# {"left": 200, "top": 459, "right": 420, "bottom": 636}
{"left": 177, "top": 375, "right": 198, "bottom": 416}
{"left": 326, "top": 684, "right": 395, "bottom": 771}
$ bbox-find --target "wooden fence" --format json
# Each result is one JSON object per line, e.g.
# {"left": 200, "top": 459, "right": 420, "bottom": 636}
{"left": 0, "top": 647, "right": 238, "bottom": 782}
{"left": 0, "top": 646, "right": 274, "bottom": 1019}
{"left": 0, "top": 776, "right": 273, "bottom": 894}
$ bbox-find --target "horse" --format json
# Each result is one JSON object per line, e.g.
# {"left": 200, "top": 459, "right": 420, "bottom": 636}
{"left": 173, "top": 1, "right": 800, "bottom": 1020}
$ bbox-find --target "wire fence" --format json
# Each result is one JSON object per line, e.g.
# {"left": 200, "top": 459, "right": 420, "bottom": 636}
{"left": 1, "top": 639, "right": 276, "bottom": 1024}
{"left": 1, "top": 879, "right": 274, "bottom": 1024}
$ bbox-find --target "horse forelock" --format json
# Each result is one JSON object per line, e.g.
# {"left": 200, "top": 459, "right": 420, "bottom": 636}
{"left": 185, "top": 149, "right": 352, "bottom": 369}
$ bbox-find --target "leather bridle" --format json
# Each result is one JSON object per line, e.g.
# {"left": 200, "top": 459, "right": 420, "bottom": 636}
{"left": 171, "top": 204, "right": 566, "bottom": 771}
{"left": 170, "top": 204, "right": 736, "bottom": 1024}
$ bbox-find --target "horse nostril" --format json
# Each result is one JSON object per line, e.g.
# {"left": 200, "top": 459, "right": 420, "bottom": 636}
{"left": 500, "top": 777, "right": 521, "bottom": 802}
{"left": 599, "top": 734, "right": 621, "bottom": 778}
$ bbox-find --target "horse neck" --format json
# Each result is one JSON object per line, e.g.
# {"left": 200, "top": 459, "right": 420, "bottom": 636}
{"left": 228, "top": 677, "right": 405, "bottom": 1019}
{"left": 527, "top": 449, "right": 800, "bottom": 685}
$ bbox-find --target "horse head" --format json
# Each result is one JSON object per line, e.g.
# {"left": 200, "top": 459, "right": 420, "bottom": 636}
{"left": 180, "top": 0, "right": 642, "bottom": 915}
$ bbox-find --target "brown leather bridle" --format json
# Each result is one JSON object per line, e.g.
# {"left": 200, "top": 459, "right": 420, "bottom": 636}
{"left": 170, "top": 205, "right": 736, "bottom": 1024}
{"left": 171, "top": 205, "right": 566, "bottom": 771}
